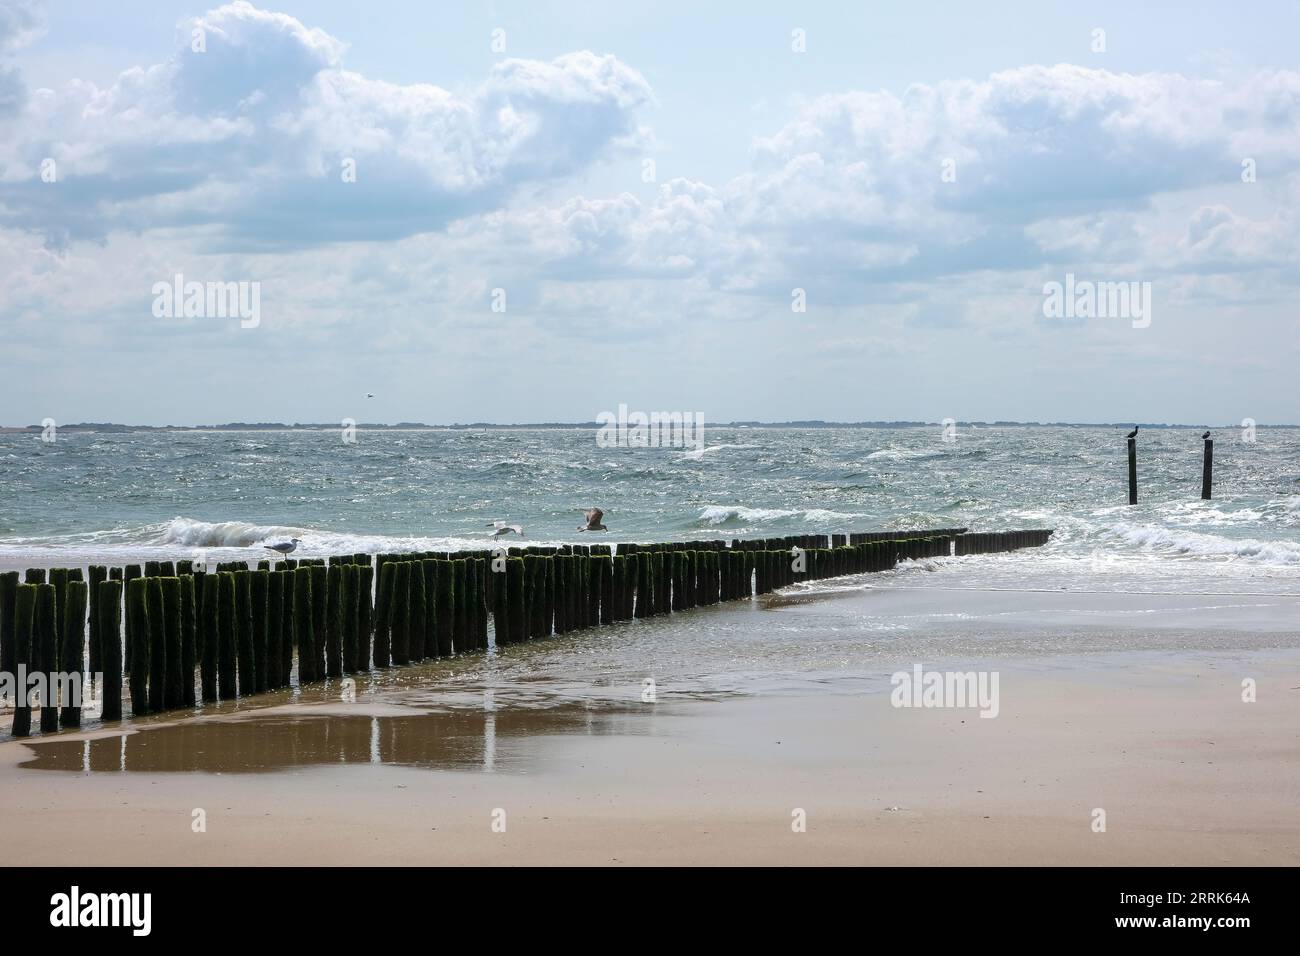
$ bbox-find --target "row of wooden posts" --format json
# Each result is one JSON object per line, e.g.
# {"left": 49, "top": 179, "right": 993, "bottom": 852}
{"left": 0, "top": 527, "right": 1053, "bottom": 737}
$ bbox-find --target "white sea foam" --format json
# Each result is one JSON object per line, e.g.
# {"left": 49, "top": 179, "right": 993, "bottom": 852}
{"left": 1102, "top": 521, "right": 1300, "bottom": 565}
{"left": 696, "top": 505, "right": 863, "bottom": 525}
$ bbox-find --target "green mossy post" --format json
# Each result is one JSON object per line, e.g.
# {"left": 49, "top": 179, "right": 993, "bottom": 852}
{"left": 476, "top": 559, "right": 491, "bottom": 648}
{"left": 158, "top": 561, "right": 175, "bottom": 577}
{"left": 36, "top": 584, "right": 59, "bottom": 730}
{"left": 217, "top": 571, "right": 237, "bottom": 699}
{"left": 280, "top": 569, "right": 295, "bottom": 685}
{"left": 373, "top": 561, "right": 394, "bottom": 667}
{"left": 588, "top": 556, "right": 602, "bottom": 626}
{"left": 506, "top": 558, "right": 526, "bottom": 646}
{"left": 24, "top": 569, "right": 46, "bottom": 584}
{"left": 610, "top": 556, "right": 625, "bottom": 621}
{"left": 161, "top": 577, "right": 183, "bottom": 710}
{"left": 634, "top": 553, "right": 649, "bottom": 618}
{"left": 408, "top": 561, "right": 427, "bottom": 662}
{"left": 200, "top": 574, "right": 218, "bottom": 702}
{"left": 0, "top": 572, "right": 18, "bottom": 691}
{"left": 294, "top": 566, "right": 316, "bottom": 682}
{"left": 326, "top": 564, "right": 344, "bottom": 677}
{"left": 59, "top": 579, "right": 88, "bottom": 727}
{"left": 452, "top": 560, "right": 470, "bottom": 652}
{"left": 341, "top": 564, "right": 357, "bottom": 672}
{"left": 122, "top": 564, "right": 141, "bottom": 669}
{"left": 48, "top": 567, "right": 69, "bottom": 671}
{"left": 391, "top": 562, "right": 411, "bottom": 666}
{"left": 233, "top": 571, "right": 254, "bottom": 697}
{"left": 146, "top": 578, "right": 167, "bottom": 714}
{"left": 10, "top": 584, "right": 36, "bottom": 736}
{"left": 520, "top": 555, "right": 537, "bottom": 640}
{"left": 98, "top": 580, "right": 123, "bottom": 721}
{"left": 251, "top": 569, "right": 269, "bottom": 692}
{"left": 144, "top": 561, "right": 161, "bottom": 578}
{"left": 492, "top": 560, "right": 509, "bottom": 647}
{"left": 310, "top": 565, "right": 328, "bottom": 680}
{"left": 266, "top": 571, "right": 285, "bottom": 688}
{"left": 357, "top": 565, "right": 373, "bottom": 669}
{"left": 87, "top": 565, "right": 107, "bottom": 676}
{"left": 420, "top": 560, "right": 437, "bottom": 658}
{"left": 127, "top": 577, "right": 150, "bottom": 715}
{"left": 551, "top": 556, "right": 567, "bottom": 635}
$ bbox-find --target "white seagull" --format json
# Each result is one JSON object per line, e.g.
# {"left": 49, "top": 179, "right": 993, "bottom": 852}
{"left": 263, "top": 537, "right": 302, "bottom": 558}
{"left": 487, "top": 521, "right": 523, "bottom": 537}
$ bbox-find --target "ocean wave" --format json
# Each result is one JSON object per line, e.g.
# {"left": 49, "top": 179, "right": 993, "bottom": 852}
{"left": 676, "top": 444, "right": 759, "bottom": 461}
{"left": 162, "top": 517, "right": 304, "bottom": 548}
{"left": 1102, "top": 522, "right": 1300, "bottom": 565}
{"left": 696, "top": 506, "right": 864, "bottom": 526}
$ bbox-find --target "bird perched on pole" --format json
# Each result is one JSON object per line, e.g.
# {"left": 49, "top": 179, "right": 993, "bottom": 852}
{"left": 1125, "top": 426, "right": 1139, "bottom": 439}
{"left": 263, "top": 537, "right": 302, "bottom": 559}
{"left": 1202, "top": 430, "right": 1211, "bottom": 440}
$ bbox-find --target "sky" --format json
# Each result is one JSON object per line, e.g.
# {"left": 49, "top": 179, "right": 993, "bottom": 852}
{"left": 1, "top": 0, "right": 1298, "bottom": 426}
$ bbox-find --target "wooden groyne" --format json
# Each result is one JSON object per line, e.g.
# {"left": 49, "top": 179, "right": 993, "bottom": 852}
{"left": 0, "top": 527, "right": 1052, "bottom": 736}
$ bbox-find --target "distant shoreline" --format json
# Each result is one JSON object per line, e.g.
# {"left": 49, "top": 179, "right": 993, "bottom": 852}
{"left": 2, "top": 421, "right": 1291, "bottom": 433}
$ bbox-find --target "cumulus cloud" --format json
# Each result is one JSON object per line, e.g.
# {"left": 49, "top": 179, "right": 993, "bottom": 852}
{"left": 0, "top": 1, "right": 652, "bottom": 247}
{"left": 455, "top": 64, "right": 1300, "bottom": 297}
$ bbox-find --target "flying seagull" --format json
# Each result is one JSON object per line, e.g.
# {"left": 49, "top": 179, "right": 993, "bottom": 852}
{"left": 577, "top": 507, "right": 607, "bottom": 532}
{"left": 487, "top": 521, "right": 523, "bottom": 537}
{"left": 263, "top": 537, "right": 301, "bottom": 558}
{"left": 1125, "top": 426, "right": 1139, "bottom": 439}
{"left": 1201, "top": 430, "right": 1211, "bottom": 440}
{"left": 365, "top": 393, "right": 374, "bottom": 398}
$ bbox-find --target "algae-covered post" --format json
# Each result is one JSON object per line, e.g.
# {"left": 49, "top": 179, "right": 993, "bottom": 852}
{"left": 99, "top": 579, "right": 123, "bottom": 721}
{"left": 1127, "top": 436, "right": 1138, "bottom": 505}
{"left": 1202, "top": 436, "right": 1213, "bottom": 501}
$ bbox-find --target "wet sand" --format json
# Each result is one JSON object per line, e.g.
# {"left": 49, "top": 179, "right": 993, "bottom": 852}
{"left": 2, "top": 661, "right": 1298, "bottom": 864}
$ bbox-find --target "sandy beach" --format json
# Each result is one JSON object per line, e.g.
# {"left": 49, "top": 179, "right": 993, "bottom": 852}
{"left": 3, "top": 582, "right": 1297, "bottom": 866}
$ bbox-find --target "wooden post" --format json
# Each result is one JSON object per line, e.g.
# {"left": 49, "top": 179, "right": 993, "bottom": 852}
{"left": 293, "top": 566, "right": 316, "bottom": 681}
{"left": 146, "top": 578, "right": 166, "bottom": 714}
{"left": 127, "top": 577, "right": 150, "bottom": 714}
{"left": 1127, "top": 437, "right": 1138, "bottom": 505}
{"left": 326, "top": 564, "right": 344, "bottom": 676}
{"left": 391, "top": 562, "right": 410, "bottom": 665}
{"left": 59, "top": 579, "right": 88, "bottom": 727}
{"left": 200, "top": 574, "right": 219, "bottom": 702}
{"left": 1202, "top": 438, "right": 1213, "bottom": 500}
{"left": 10, "top": 584, "right": 35, "bottom": 736}
{"left": 99, "top": 579, "right": 123, "bottom": 721}
{"left": 0, "top": 572, "right": 17, "bottom": 695}
{"left": 266, "top": 570, "right": 284, "bottom": 688}
{"left": 358, "top": 564, "right": 373, "bottom": 669}
{"left": 234, "top": 571, "right": 254, "bottom": 697}
{"left": 341, "top": 564, "right": 357, "bottom": 672}
{"left": 310, "top": 565, "right": 328, "bottom": 680}
{"left": 251, "top": 569, "right": 269, "bottom": 692}
{"left": 373, "top": 561, "right": 393, "bottom": 667}
{"left": 87, "top": 565, "right": 106, "bottom": 677}
{"left": 161, "top": 577, "right": 183, "bottom": 710}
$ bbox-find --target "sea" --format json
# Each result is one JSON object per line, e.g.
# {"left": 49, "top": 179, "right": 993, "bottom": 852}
{"left": 2, "top": 425, "right": 1298, "bottom": 709}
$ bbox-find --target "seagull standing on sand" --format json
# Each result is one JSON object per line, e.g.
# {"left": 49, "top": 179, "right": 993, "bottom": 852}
{"left": 578, "top": 508, "right": 608, "bottom": 532}
{"left": 263, "top": 537, "right": 302, "bottom": 559}
{"left": 487, "top": 521, "right": 523, "bottom": 537}
{"left": 1125, "top": 426, "right": 1139, "bottom": 439}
